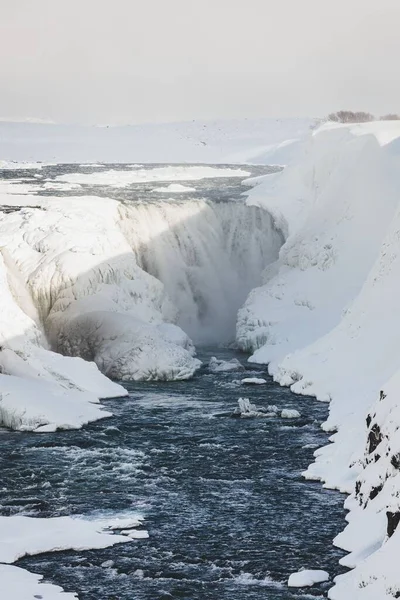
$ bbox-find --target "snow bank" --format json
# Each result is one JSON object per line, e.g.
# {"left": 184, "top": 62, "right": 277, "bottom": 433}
{"left": 241, "top": 377, "right": 267, "bottom": 385}
{"left": 0, "top": 374, "right": 113, "bottom": 432}
{"left": 0, "top": 234, "right": 127, "bottom": 430}
{"left": 0, "top": 514, "right": 146, "bottom": 599}
{"left": 0, "top": 514, "right": 145, "bottom": 563}
{"left": 237, "top": 120, "right": 400, "bottom": 599}
{"left": 1, "top": 565, "right": 78, "bottom": 599}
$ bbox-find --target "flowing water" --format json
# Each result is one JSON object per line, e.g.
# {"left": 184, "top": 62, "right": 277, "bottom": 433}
{"left": 0, "top": 347, "right": 345, "bottom": 600}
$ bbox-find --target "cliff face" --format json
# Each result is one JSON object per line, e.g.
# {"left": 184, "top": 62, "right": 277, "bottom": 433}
{"left": 239, "top": 121, "right": 400, "bottom": 598}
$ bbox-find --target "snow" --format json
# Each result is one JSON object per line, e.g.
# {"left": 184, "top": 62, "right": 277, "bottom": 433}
{"left": 0, "top": 374, "right": 113, "bottom": 432}
{"left": 0, "top": 160, "right": 54, "bottom": 170}
{"left": 241, "top": 377, "right": 267, "bottom": 384}
{"left": 0, "top": 514, "right": 146, "bottom": 599}
{"left": 0, "top": 514, "right": 146, "bottom": 563}
{"left": 280, "top": 409, "right": 301, "bottom": 419}
{"left": 0, "top": 117, "right": 314, "bottom": 164}
{"left": 288, "top": 569, "right": 329, "bottom": 587}
{"left": 1, "top": 565, "right": 78, "bottom": 599}
{"left": 154, "top": 183, "right": 196, "bottom": 193}
{"left": 236, "top": 120, "right": 400, "bottom": 599}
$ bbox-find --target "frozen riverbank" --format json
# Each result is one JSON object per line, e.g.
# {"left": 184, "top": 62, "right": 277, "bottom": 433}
{"left": 238, "top": 120, "right": 400, "bottom": 598}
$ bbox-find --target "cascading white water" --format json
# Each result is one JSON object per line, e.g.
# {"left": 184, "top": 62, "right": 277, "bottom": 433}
{"left": 119, "top": 199, "right": 283, "bottom": 343}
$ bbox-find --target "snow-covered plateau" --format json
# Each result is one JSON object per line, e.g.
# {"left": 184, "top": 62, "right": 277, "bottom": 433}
{"left": 238, "top": 119, "right": 400, "bottom": 599}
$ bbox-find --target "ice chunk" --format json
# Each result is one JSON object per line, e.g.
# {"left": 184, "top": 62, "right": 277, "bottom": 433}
{"left": 209, "top": 356, "right": 245, "bottom": 373}
{"left": 238, "top": 397, "right": 258, "bottom": 414}
{"left": 281, "top": 409, "right": 301, "bottom": 418}
{"left": 232, "top": 398, "right": 278, "bottom": 418}
{"left": 288, "top": 569, "right": 329, "bottom": 587}
{"left": 241, "top": 377, "right": 267, "bottom": 384}
{"left": 154, "top": 183, "right": 196, "bottom": 193}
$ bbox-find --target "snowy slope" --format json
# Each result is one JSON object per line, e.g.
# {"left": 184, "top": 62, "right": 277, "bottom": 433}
{"left": 0, "top": 513, "right": 146, "bottom": 599}
{"left": 238, "top": 120, "right": 400, "bottom": 598}
{"left": 0, "top": 117, "right": 314, "bottom": 164}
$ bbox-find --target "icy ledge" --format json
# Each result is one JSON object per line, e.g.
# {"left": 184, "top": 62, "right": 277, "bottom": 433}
{"left": 0, "top": 514, "right": 147, "bottom": 599}
{"left": 237, "top": 120, "right": 400, "bottom": 599}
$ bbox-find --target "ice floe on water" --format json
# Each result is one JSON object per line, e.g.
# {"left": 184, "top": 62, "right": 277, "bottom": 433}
{"left": 241, "top": 377, "right": 267, "bottom": 385}
{"left": 288, "top": 569, "right": 329, "bottom": 588}
{"left": 153, "top": 183, "right": 196, "bottom": 193}
{"left": 55, "top": 165, "right": 251, "bottom": 187}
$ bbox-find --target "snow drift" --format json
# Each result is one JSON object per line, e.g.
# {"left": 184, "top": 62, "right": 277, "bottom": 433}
{"left": 238, "top": 120, "right": 400, "bottom": 598}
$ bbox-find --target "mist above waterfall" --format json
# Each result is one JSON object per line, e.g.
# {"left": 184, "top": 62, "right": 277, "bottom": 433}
{"left": 119, "top": 198, "right": 283, "bottom": 343}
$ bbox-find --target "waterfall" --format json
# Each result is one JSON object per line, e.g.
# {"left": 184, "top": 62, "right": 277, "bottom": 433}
{"left": 119, "top": 199, "right": 283, "bottom": 343}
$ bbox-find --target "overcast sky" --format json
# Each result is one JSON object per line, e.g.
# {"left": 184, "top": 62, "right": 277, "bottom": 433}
{"left": 1, "top": 0, "right": 400, "bottom": 125}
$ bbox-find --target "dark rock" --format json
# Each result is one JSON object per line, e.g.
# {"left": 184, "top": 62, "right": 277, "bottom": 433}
{"left": 368, "top": 424, "right": 383, "bottom": 455}
{"left": 391, "top": 453, "right": 400, "bottom": 470}
{"left": 369, "top": 483, "right": 383, "bottom": 501}
{"left": 386, "top": 511, "right": 400, "bottom": 538}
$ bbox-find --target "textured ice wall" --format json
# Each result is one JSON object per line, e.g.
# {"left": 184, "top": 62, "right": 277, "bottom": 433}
{"left": 119, "top": 199, "right": 282, "bottom": 342}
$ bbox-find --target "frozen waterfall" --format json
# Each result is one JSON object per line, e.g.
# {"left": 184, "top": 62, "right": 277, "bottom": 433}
{"left": 119, "top": 198, "right": 283, "bottom": 343}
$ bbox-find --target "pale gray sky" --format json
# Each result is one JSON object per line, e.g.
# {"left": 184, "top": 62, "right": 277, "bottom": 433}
{"left": 1, "top": 0, "right": 400, "bottom": 124}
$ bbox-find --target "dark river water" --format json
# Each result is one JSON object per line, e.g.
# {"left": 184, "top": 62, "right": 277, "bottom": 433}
{"left": 0, "top": 347, "right": 346, "bottom": 600}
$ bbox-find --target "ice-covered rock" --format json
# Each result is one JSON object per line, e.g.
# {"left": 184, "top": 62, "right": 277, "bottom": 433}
{"left": 281, "top": 409, "right": 301, "bottom": 419}
{"left": 209, "top": 356, "right": 245, "bottom": 373}
{"left": 288, "top": 569, "right": 329, "bottom": 587}
{"left": 232, "top": 397, "right": 278, "bottom": 418}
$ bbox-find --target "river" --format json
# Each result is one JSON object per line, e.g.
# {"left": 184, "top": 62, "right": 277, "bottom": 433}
{"left": 0, "top": 347, "right": 345, "bottom": 599}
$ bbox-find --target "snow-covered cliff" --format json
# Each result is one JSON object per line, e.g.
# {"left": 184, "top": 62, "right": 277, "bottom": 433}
{"left": 239, "top": 120, "right": 400, "bottom": 598}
